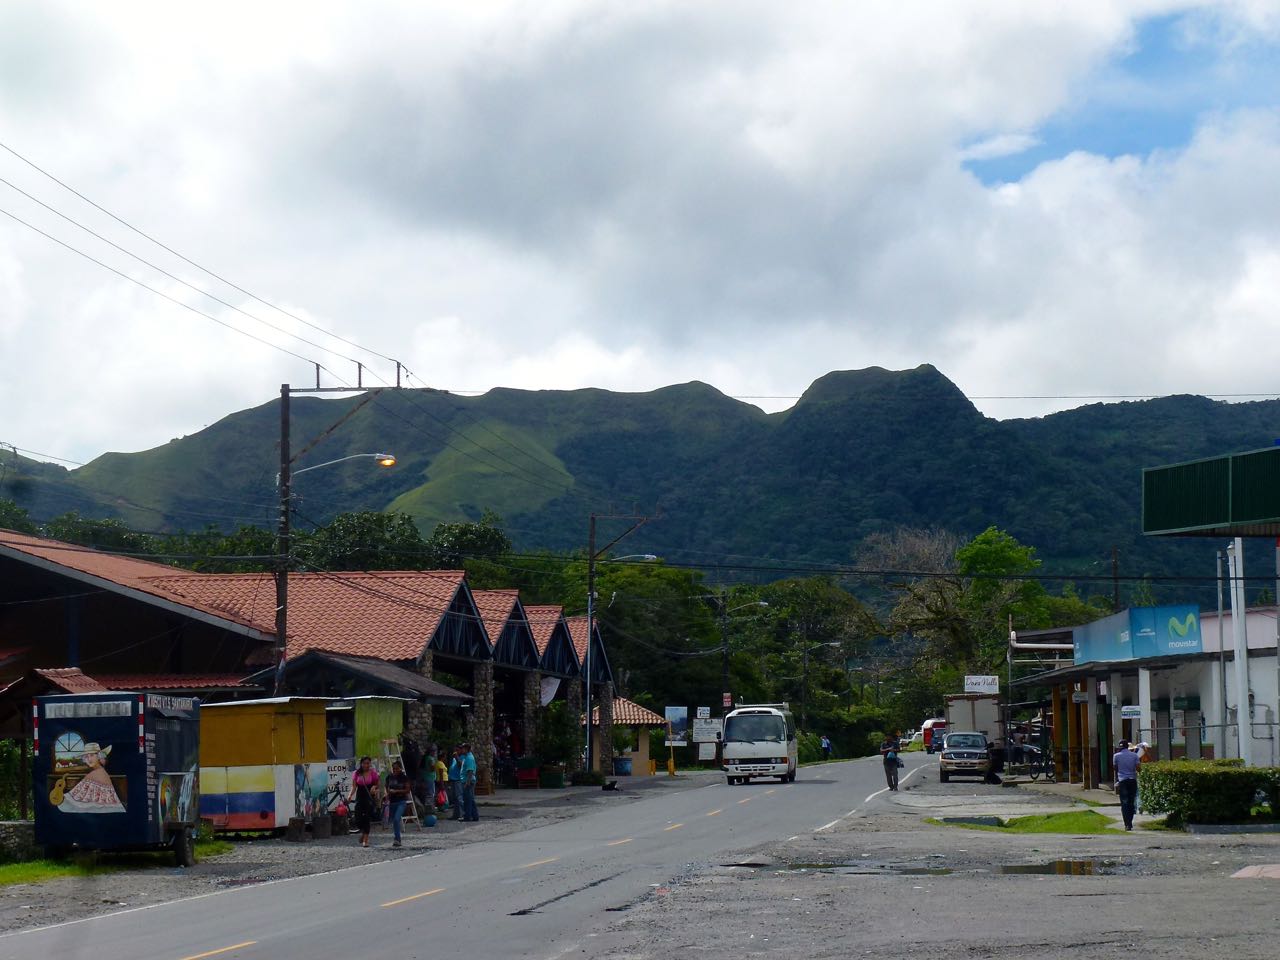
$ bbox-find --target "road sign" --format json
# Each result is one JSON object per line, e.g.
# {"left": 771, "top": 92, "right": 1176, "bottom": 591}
{"left": 1120, "top": 705, "right": 1142, "bottom": 719}
{"left": 964, "top": 675, "right": 999, "bottom": 694}
{"left": 696, "top": 706, "right": 710, "bottom": 719}
{"left": 722, "top": 692, "right": 732, "bottom": 709}
{"left": 692, "top": 718, "right": 722, "bottom": 743}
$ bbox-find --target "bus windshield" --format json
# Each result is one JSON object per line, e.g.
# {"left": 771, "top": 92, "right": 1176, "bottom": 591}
{"left": 723, "top": 714, "right": 786, "bottom": 743}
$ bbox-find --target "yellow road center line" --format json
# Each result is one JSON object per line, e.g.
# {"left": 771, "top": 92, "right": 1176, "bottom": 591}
{"left": 606, "top": 838, "right": 633, "bottom": 846}
{"left": 181, "top": 943, "right": 258, "bottom": 960}
{"left": 707, "top": 809, "right": 722, "bottom": 817}
{"left": 382, "top": 887, "right": 445, "bottom": 907}
{"left": 521, "top": 857, "right": 559, "bottom": 868}
{"left": 764, "top": 789, "right": 776, "bottom": 795}
{"left": 737, "top": 797, "right": 752, "bottom": 804}
{"left": 663, "top": 823, "right": 684, "bottom": 831}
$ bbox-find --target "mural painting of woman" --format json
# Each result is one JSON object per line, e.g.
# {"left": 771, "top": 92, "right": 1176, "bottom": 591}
{"left": 56, "top": 743, "right": 126, "bottom": 814}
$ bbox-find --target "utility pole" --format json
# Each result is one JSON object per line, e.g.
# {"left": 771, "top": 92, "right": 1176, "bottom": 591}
{"left": 1112, "top": 546, "right": 1120, "bottom": 612}
{"left": 274, "top": 384, "right": 291, "bottom": 696}
{"left": 584, "top": 511, "right": 650, "bottom": 775}
{"left": 719, "top": 590, "right": 730, "bottom": 711}
{"left": 585, "top": 514, "right": 596, "bottom": 774}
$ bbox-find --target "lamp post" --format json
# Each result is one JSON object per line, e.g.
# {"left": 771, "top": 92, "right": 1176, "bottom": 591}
{"left": 583, "top": 509, "right": 653, "bottom": 773}
{"left": 273, "top": 433, "right": 396, "bottom": 696}
{"left": 718, "top": 592, "right": 768, "bottom": 711}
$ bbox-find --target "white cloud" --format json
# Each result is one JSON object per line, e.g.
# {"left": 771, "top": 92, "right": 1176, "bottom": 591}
{"left": 0, "top": 0, "right": 1277, "bottom": 469}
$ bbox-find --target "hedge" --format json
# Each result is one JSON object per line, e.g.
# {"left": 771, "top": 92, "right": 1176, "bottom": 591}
{"left": 1138, "top": 760, "right": 1280, "bottom": 825}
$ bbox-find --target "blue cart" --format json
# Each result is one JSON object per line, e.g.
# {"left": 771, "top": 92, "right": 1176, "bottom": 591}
{"left": 33, "top": 693, "right": 201, "bottom": 864}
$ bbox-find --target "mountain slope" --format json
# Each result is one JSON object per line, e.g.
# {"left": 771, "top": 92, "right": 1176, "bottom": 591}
{"left": 6, "top": 367, "right": 1278, "bottom": 588}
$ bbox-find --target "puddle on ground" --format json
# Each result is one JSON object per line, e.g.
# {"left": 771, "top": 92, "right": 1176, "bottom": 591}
{"left": 764, "top": 862, "right": 954, "bottom": 876}
{"left": 999, "top": 860, "right": 1115, "bottom": 876}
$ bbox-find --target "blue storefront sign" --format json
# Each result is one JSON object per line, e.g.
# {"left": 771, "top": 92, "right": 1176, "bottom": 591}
{"left": 1074, "top": 605, "right": 1202, "bottom": 664}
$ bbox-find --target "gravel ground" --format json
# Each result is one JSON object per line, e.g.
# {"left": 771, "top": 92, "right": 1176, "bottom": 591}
{"left": 0, "top": 777, "right": 715, "bottom": 934}
{"left": 592, "top": 773, "right": 1280, "bottom": 960}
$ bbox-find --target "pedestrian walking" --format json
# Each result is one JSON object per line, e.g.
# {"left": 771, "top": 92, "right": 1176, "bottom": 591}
{"left": 461, "top": 742, "right": 480, "bottom": 821}
{"left": 820, "top": 735, "right": 832, "bottom": 761}
{"left": 384, "top": 759, "right": 411, "bottom": 847}
{"left": 1113, "top": 738, "right": 1140, "bottom": 830}
{"left": 347, "top": 756, "right": 380, "bottom": 848}
{"left": 447, "top": 746, "right": 463, "bottom": 820}
{"left": 419, "top": 743, "right": 438, "bottom": 812}
{"left": 879, "top": 733, "right": 901, "bottom": 791}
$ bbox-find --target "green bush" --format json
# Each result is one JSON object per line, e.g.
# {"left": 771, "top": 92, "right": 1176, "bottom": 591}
{"left": 1139, "top": 760, "right": 1280, "bottom": 825}
{"left": 797, "top": 732, "right": 823, "bottom": 763}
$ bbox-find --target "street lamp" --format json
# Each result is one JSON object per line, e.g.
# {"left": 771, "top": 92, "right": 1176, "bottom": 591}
{"left": 274, "top": 446, "right": 396, "bottom": 695}
{"left": 718, "top": 594, "right": 769, "bottom": 711}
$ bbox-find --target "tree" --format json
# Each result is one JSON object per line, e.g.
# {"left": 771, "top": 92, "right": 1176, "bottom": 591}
{"left": 159, "top": 524, "right": 276, "bottom": 572}
{"left": 294, "top": 511, "right": 427, "bottom": 571}
{"left": 43, "top": 511, "right": 158, "bottom": 555}
{"left": 0, "top": 498, "right": 38, "bottom": 534}
{"left": 423, "top": 509, "right": 512, "bottom": 569}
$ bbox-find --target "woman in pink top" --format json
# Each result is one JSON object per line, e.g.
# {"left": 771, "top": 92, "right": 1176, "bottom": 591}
{"left": 347, "top": 756, "right": 380, "bottom": 848}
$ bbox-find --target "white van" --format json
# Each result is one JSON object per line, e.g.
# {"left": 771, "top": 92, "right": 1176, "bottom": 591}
{"left": 721, "top": 703, "right": 798, "bottom": 784}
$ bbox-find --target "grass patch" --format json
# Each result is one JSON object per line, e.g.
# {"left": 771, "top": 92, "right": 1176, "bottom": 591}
{"left": 0, "top": 838, "right": 231, "bottom": 886}
{"left": 930, "top": 809, "right": 1117, "bottom": 834}
{"left": 0, "top": 859, "right": 110, "bottom": 886}
{"left": 1138, "top": 817, "right": 1174, "bottom": 831}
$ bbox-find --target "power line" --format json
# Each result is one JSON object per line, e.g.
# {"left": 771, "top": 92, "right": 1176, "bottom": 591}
{"left": 0, "top": 139, "right": 400, "bottom": 368}
{"left": 0, "top": 202, "right": 330, "bottom": 371}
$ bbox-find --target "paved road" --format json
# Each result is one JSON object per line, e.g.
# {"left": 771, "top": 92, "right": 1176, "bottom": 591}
{"left": 0, "top": 755, "right": 929, "bottom": 960}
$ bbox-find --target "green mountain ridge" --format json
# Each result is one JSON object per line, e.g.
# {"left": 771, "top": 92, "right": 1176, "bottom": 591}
{"left": 3, "top": 365, "right": 1274, "bottom": 594}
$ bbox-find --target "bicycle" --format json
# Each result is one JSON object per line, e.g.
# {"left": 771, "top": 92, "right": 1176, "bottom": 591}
{"left": 1026, "top": 749, "right": 1057, "bottom": 783}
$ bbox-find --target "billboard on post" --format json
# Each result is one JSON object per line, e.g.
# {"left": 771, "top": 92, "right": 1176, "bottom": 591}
{"left": 664, "top": 706, "right": 688, "bottom": 747}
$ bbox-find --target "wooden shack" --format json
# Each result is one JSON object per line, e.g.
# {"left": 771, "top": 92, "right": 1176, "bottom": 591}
{"left": 199, "top": 697, "right": 330, "bottom": 831}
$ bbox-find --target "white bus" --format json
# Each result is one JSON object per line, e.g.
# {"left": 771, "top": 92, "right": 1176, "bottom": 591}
{"left": 721, "top": 703, "right": 798, "bottom": 784}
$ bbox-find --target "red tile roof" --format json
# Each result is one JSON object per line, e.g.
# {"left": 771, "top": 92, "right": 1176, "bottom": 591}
{"left": 33, "top": 668, "right": 107, "bottom": 693}
{"left": 591, "top": 696, "right": 665, "bottom": 727}
{"left": 565, "top": 615, "right": 591, "bottom": 664}
{"left": 148, "top": 570, "right": 466, "bottom": 661}
{"left": 524, "top": 605, "right": 566, "bottom": 658}
{"left": 0, "top": 530, "right": 474, "bottom": 665}
{"left": 471, "top": 590, "right": 519, "bottom": 648}
{"left": 93, "top": 674, "right": 256, "bottom": 691}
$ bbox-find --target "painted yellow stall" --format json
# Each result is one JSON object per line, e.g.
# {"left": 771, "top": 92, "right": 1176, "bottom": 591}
{"left": 199, "top": 697, "right": 330, "bottom": 830}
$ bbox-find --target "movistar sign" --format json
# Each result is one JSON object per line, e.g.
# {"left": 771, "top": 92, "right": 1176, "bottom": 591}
{"left": 1073, "top": 605, "right": 1203, "bottom": 664}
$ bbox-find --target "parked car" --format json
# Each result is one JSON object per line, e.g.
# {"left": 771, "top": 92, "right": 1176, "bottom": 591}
{"left": 938, "top": 731, "right": 990, "bottom": 783}
{"left": 910, "top": 730, "right": 923, "bottom": 744}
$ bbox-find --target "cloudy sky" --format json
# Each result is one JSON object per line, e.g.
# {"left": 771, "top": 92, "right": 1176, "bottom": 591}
{"left": 2, "top": 1, "right": 1279, "bottom": 466}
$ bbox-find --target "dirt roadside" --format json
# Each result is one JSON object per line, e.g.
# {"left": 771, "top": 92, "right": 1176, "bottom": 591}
{"left": 591, "top": 773, "right": 1280, "bottom": 960}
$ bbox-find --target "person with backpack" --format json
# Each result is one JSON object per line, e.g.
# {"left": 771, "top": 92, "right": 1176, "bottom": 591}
{"left": 880, "top": 733, "right": 901, "bottom": 791}
{"left": 347, "top": 756, "right": 380, "bottom": 848}
{"left": 447, "top": 746, "right": 464, "bottom": 821}
{"left": 460, "top": 742, "right": 479, "bottom": 822}
{"left": 384, "top": 760, "right": 412, "bottom": 847}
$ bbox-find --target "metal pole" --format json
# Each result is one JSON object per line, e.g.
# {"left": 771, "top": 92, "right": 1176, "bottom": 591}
{"left": 585, "top": 514, "right": 596, "bottom": 774}
{"left": 1274, "top": 537, "right": 1279, "bottom": 765}
{"left": 720, "top": 591, "right": 729, "bottom": 709}
{"left": 274, "top": 384, "right": 291, "bottom": 697}
{"left": 1218, "top": 550, "right": 1227, "bottom": 754}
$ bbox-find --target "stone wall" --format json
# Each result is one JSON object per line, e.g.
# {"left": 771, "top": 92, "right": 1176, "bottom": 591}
{"left": 598, "top": 681, "right": 615, "bottom": 770}
{"left": 0, "top": 821, "right": 37, "bottom": 862}
{"left": 405, "top": 653, "right": 435, "bottom": 747}
{"left": 522, "top": 671, "right": 541, "bottom": 758}
{"left": 467, "top": 660, "right": 495, "bottom": 793}
{"left": 566, "top": 678, "right": 584, "bottom": 772}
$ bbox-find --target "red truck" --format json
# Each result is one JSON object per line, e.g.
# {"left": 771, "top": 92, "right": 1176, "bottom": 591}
{"left": 922, "top": 717, "right": 947, "bottom": 754}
